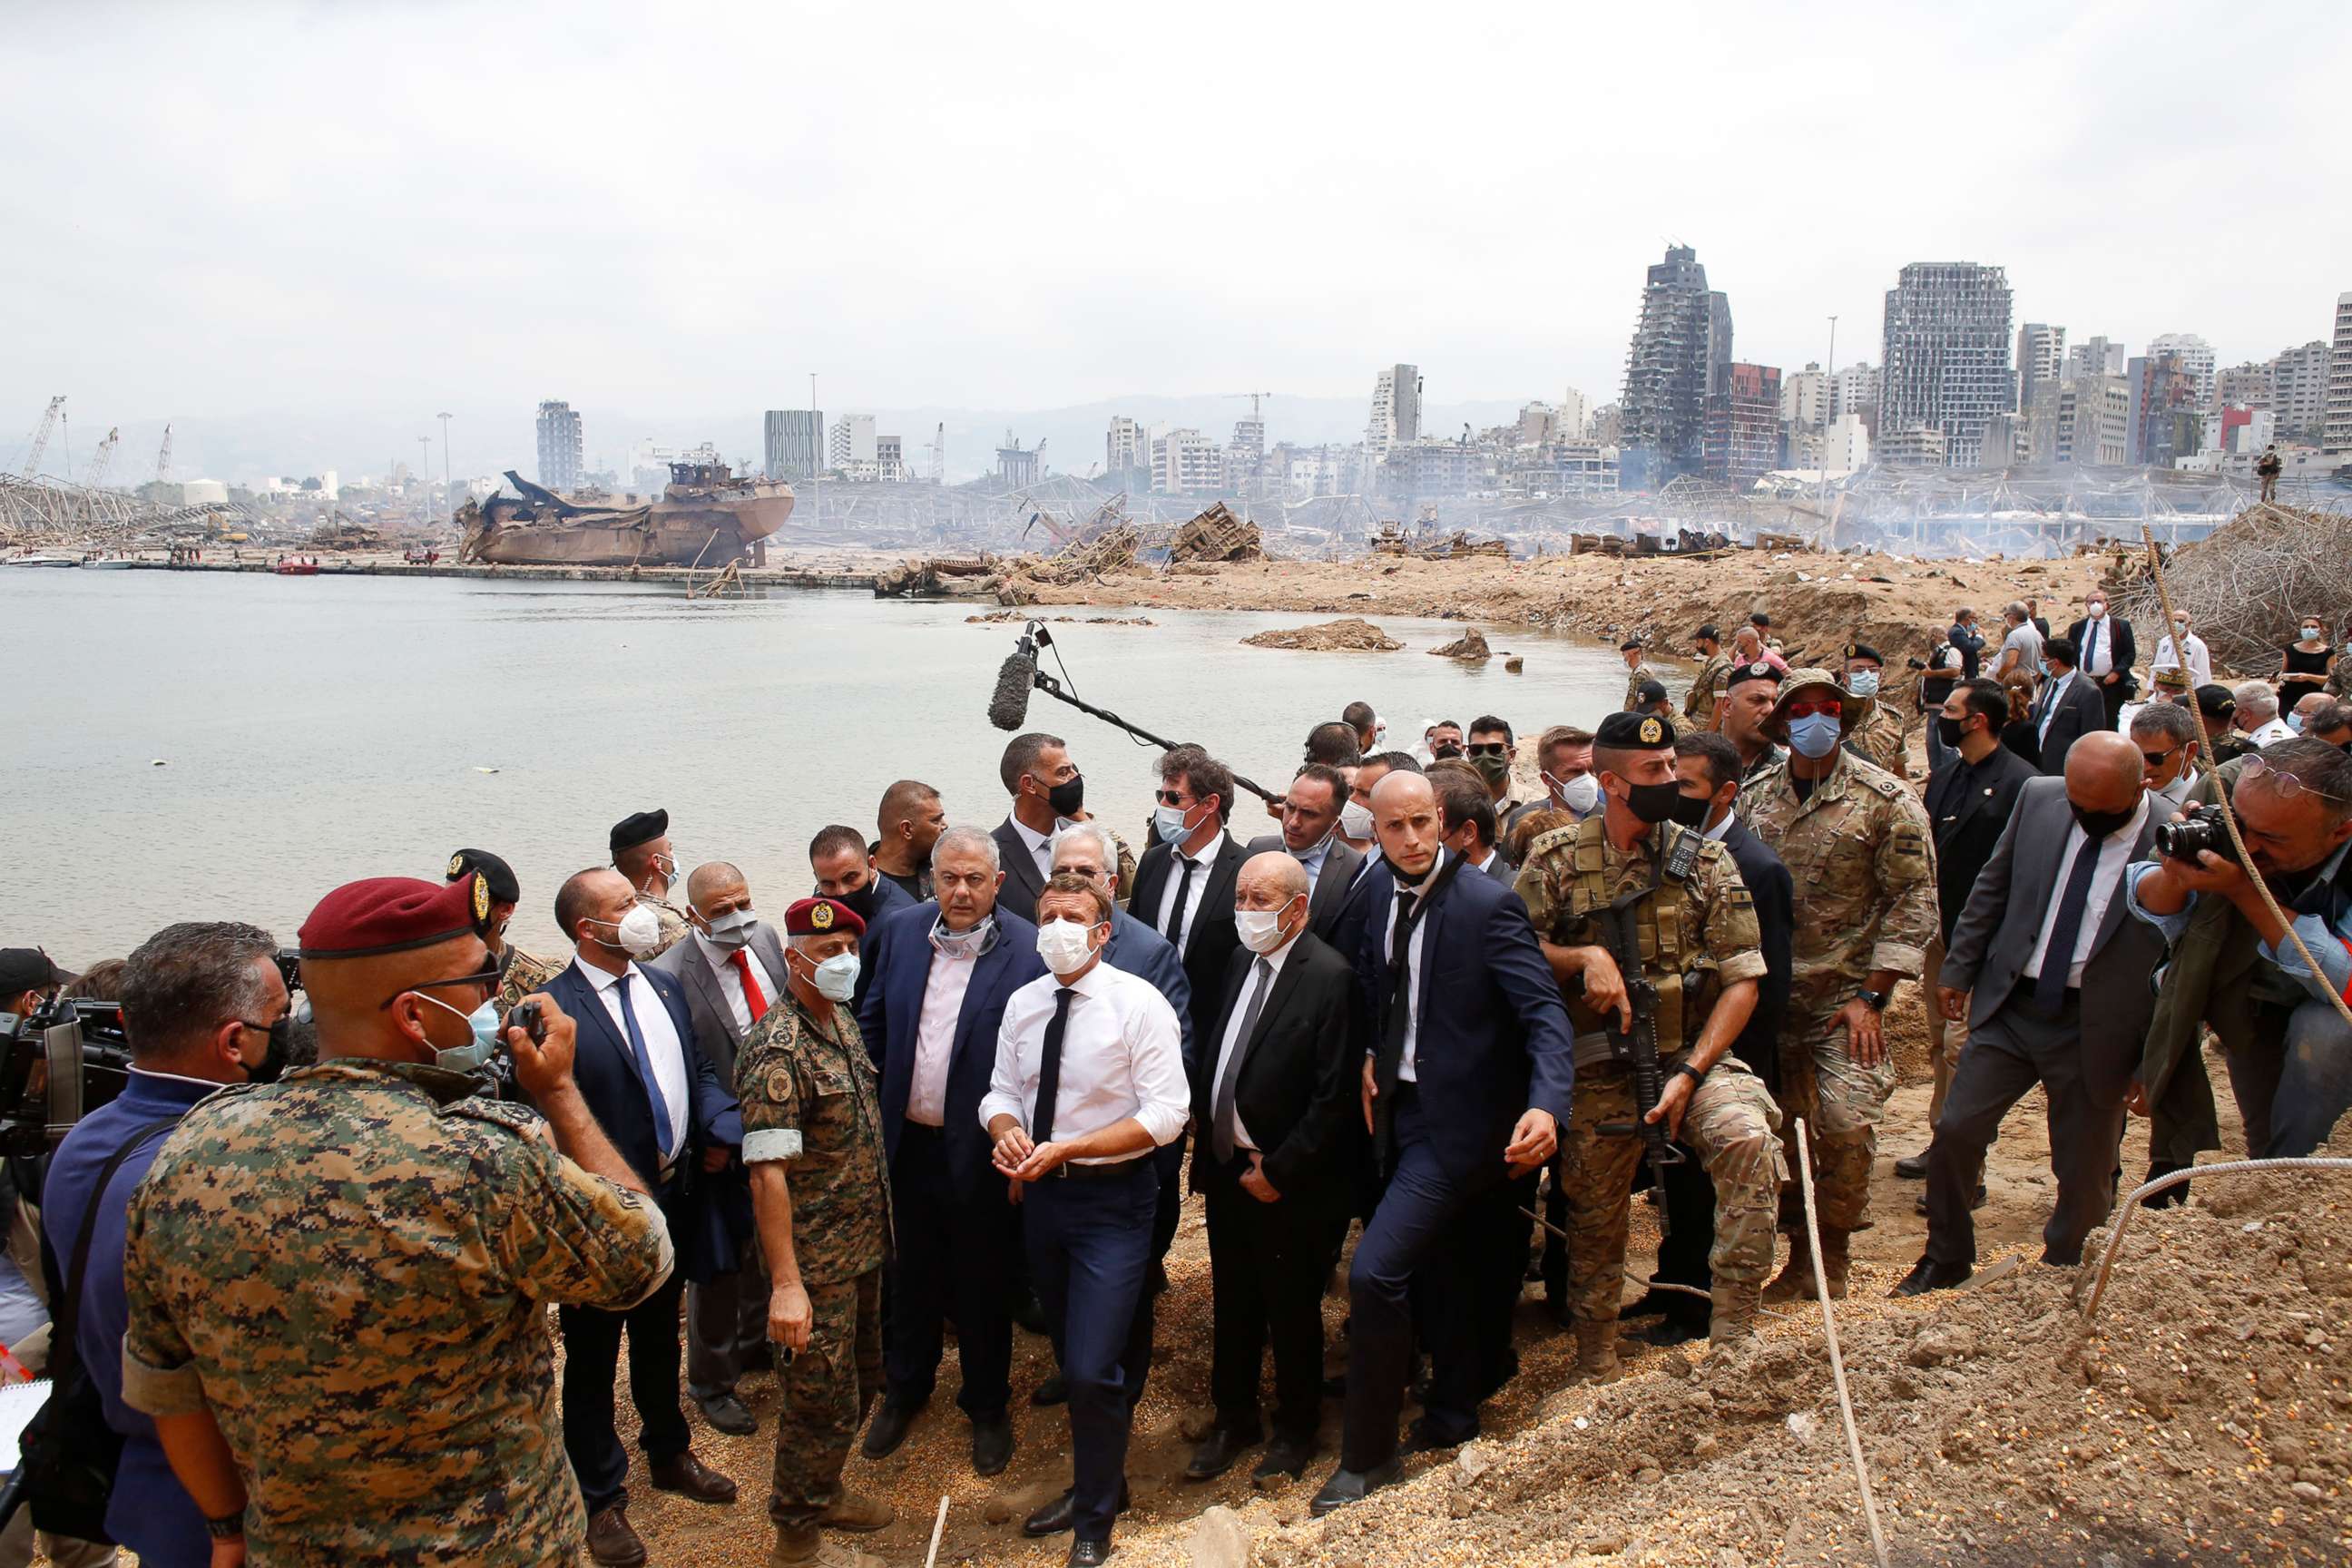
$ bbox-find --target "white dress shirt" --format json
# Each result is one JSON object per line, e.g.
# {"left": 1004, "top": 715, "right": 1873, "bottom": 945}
{"left": 981, "top": 957, "right": 1189, "bottom": 1163}
{"left": 1152, "top": 838, "right": 1225, "bottom": 956}
{"left": 1207, "top": 931, "right": 1299, "bottom": 1153}
{"left": 907, "top": 938, "right": 979, "bottom": 1127}
{"left": 1703, "top": 811, "right": 1736, "bottom": 842}
{"left": 2079, "top": 613, "right": 2115, "bottom": 678}
{"left": 572, "top": 954, "right": 691, "bottom": 1160}
{"left": 2151, "top": 632, "right": 2212, "bottom": 688}
{"left": 695, "top": 930, "right": 778, "bottom": 1037}
{"left": 2024, "top": 795, "right": 2150, "bottom": 988}
{"left": 1383, "top": 851, "right": 1448, "bottom": 1083}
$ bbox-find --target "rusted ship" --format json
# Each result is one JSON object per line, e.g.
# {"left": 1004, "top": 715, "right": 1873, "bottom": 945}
{"left": 456, "top": 461, "right": 794, "bottom": 567}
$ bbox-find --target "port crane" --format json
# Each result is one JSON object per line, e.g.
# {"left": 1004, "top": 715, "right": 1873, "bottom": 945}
{"left": 13, "top": 397, "right": 64, "bottom": 478}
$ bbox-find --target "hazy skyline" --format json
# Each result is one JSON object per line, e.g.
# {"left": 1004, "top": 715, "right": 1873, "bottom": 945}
{"left": 8, "top": 0, "right": 2347, "bottom": 481}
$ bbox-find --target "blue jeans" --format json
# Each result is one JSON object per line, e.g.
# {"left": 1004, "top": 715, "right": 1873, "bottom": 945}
{"left": 2269, "top": 997, "right": 2352, "bottom": 1156}
{"left": 1024, "top": 1161, "right": 1158, "bottom": 1543}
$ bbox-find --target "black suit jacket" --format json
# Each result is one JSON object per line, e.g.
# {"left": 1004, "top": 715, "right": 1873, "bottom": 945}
{"left": 1243, "top": 833, "right": 1365, "bottom": 943}
{"left": 992, "top": 818, "right": 1050, "bottom": 923}
{"left": 1130, "top": 832, "right": 1248, "bottom": 1051}
{"left": 1718, "top": 819, "right": 1793, "bottom": 1094}
{"left": 1187, "top": 931, "right": 1356, "bottom": 1205}
{"left": 1925, "top": 745, "right": 2039, "bottom": 945}
{"left": 2033, "top": 671, "right": 2108, "bottom": 774}
{"left": 2063, "top": 614, "right": 2137, "bottom": 693}
{"left": 535, "top": 958, "right": 743, "bottom": 1282}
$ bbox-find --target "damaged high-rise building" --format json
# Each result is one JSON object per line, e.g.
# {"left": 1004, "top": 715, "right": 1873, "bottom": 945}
{"left": 1879, "top": 262, "right": 2014, "bottom": 466}
{"left": 1619, "top": 245, "right": 1731, "bottom": 486}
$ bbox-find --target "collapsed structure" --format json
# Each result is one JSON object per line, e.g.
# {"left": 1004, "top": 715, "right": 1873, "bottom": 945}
{"left": 456, "top": 463, "right": 793, "bottom": 568}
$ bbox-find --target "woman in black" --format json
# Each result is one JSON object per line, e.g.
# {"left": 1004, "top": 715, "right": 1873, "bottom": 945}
{"left": 2280, "top": 614, "right": 2335, "bottom": 709}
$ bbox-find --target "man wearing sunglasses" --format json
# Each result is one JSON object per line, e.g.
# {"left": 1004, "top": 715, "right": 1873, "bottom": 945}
{"left": 2128, "top": 738, "right": 2352, "bottom": 1160}
{"left": 2129, "top": 701, "right": 2202, "bottom": 814}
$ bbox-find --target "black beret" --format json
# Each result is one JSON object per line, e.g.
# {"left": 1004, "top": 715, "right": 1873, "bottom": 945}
{"left": 0, "top": 948, "right": 62, "bottom": 995}
{"left": 1620, "top": 638, "right": 1644, "bottom": 652}
{"left": 1594, "top": 711, "right": 1674, "bottom": 750}
{"left": 610, "top": 808, "right": 669, "bottom": 858}
{"left": 1727, "top": 661, "right": 1784, "bottom": 692}
{"left": 1844, "top": 642, "right": 1882, "bottom": 664}
{"left": 446, "top": 848, "right": 520, "bottom": 906}
{"left": 2195, "top": 683, "right": 2236, "bottom": 719}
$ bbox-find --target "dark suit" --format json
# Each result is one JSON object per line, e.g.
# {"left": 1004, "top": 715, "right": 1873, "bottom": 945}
{"left": 535, "top": 957, "right": 741, "bottom": 1514}
{"left": 1190, "top": 931, "right": 1356, "bottom": 1444}
{"left": 992, "top": 817, "right": 1053, "bottom": 923}
{"left": 1244, "top": 833, "right": 1366, "bottom": 944}
{"left": 2032, "top": 670, "right": 2107, "bottom": 774}
{"left": 1927, "top": 780, "right": 2165, "bottom": 1266}
{"left": 859, "top": 900, "right": 1045, "bottom": 1419}
{"left": 1343, "top": 854, "right": 1574, "bottom": 1467}
{"left": 1926, "top": 747, "right": 2041, "bottom": 947}
{"left": 1131, "top": 832, "right": 1249, "bottom": 1054}
{"left": 649, "top": 927, "right": 785, "bottom": 1407}
{"left": 2064, "top": 614, "right": 2138, "bottom": 728}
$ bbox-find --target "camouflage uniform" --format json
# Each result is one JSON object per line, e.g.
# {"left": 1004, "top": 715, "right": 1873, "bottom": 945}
{"left": 1844, "top": 696, "right": 1909, "bottom": 777}
{"left": 120, "top": 1059, "right": 673, "bottom": 1568}
{"left": 1623, "top": 662, "right": 1659, "bottom": 711}
{"left": 495, "top": 942, "right": 563, "bottom": 1016}
{"left": 1739, "top": 750, "right": 1936, "bottom": 1231}
{"left": 642, "top": 895, "right": 692, "bottom": 958}
{"left": 1517, "top": 816, "right": 1784, "bottom": 1329}
{"left": 735, "top": 999, "right": 889, "bottom": 1531}
{"left": 1685, "top": 650, "right": 1731, "bottom": 730}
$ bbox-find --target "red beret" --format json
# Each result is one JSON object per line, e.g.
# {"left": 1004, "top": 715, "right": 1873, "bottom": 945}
{"left": 299, "top": 875, "right": 494, "bottom": 959}
{"left": 783, "top": 896, "right": 865, "bottom": 939}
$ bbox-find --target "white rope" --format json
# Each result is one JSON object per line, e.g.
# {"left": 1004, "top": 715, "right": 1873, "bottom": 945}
{"left": 1793, "top": 1118, "right": 1890, "bottom": 1568}
{"left": 2078, "top": 1156, "right": 2352, "bottom": 1324}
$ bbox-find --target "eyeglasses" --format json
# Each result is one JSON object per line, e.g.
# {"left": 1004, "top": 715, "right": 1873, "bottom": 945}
{"left": 1466, "top": 741, "right": 1510, "bottom": 758}
{"left": 2242, "top": 755, "right": 2349, "bottom": 805}
{"left": 1784, "top": 699, "right": 1844, "bottom": 720}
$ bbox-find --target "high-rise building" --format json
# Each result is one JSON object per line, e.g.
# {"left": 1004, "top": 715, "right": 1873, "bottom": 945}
{"left": 2024, "top": 376, "right": 2130, "bottom": 466}
{"left": 876, "top": 436, "right": 904, "bottom": 482}
{"left": 1366, "top": 366, "right": 1421, "bottom": 460}
{"left": 1152, "top": 428, "right": 1223, "bottom": 494}
{"left": 1557, "top": 385, "right": 1592, "bottom": 441}
{"left": 1620, "top": 245, "right": 1732, "bottom": 485}
{"left": 2128, "top": 352, "right": 2202, "bottom": 466}
{"left": 2273, "top": 341, "right": 2332, "bottom": 440}
{"left": 1828, "top": 363, "right": 1880, "bottom": 433}
{"left": 2147, "top": 332, "right": 2217, "bottom": 409}
{"left": 1878, "top": 262, "right": 2014, "bottom": 466}
{"left": 2213, "top": 363, "right": 2273, "bottom": 412}
{"left": 2328, "top": 294, "right": 2352, "bottom": 456}
{"left": 762, "top": 409, "right": 823, "bottom": 480}
{"left": 2016, "top": 323, "right": 2066, "bottom": 407}
{"left": 1230, "top": 410, "right": 1266, "bottom": 477}
{"left": 535, "top": 399, "right": 583, "bottom": 491}
{"left": 2065, "top": 336, "right": 2127, "bottom": 381}
{"left": 1106, "top": 416, "right": 1148, "bottom": 476}
{"left": 828, "top": 415, "right": 877, "bottom": 468}
{"left": 1703, "top": 363, "right": 1782, "bottom": 486}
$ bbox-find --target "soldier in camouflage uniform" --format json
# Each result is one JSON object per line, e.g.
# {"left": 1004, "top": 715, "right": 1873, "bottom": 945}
{"left": 1518, "top": 712, "right": 1785, "bottom": 1373}
{"left": 1684, "top": 624, "right": 1730, "bottom": 732}
{"left": 1739, "top": 671, "right": 1937, "bottom": 1299}
{"left": 444, "top": 848, "right": 562, "bottom": 1014}
{"left": 1839, "top": 642, "right": 1911, "bottom": 777}
{"left": 121, "top": 874, "right": 673, "bottom": 1568}
{"left": 1619, "top": 639, "right": 1658, "bottom": 711}
{"left": 736, "top": 896, "right": 893, "bottom": 1568}
{"left": 612, "top": 808, "right": 693, "bottom": 957}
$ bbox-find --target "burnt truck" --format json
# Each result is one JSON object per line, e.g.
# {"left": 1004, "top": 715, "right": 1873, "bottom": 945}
{"left": 456, "top": 461, "right": 794, "bottom": 568}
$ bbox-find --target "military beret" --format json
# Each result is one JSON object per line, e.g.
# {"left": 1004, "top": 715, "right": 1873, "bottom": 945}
{"left": 446, "top": 848, "right": 520, "bottom": 906}
{"left": 2151, "top": 665, "right": 2191, "bottom": 691}
{"left": 2195, "top": 682, "right": 2236, "bottom": 719}
{"left": 1593, "top": 710, "right": 1674, "bottom": 750}
{"left": 1620, "top": 638, "right": 1644, "bottom": 652}
{"left": 0, "top": 948, "right": 62, "bottom": 995}
{"left": 610, "top": 808, "right": 669, "bottom": 858}
{"left": 299, "top": 875, "right": 494, "bottom": 959}
{"left": 1726, "top": 661, "right": 1783, "bottom": 692}
{"left": 783, "top": 896, "right": 866, "bottom": 939}
{"left": 1845, "top": 642, "right": 1883, "bottom": 664}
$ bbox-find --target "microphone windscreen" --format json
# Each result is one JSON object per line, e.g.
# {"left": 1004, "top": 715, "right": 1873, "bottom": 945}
{"left": 987, "top": 649, "right": 1036, "bottom": 732}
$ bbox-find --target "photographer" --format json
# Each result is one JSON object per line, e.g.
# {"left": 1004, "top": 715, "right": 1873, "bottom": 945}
{"left": 2126, "top": 739, "right": 2352, "bottom": 1160}
{"left": 40, "top": 924, "right": 289, "bottom": 1568}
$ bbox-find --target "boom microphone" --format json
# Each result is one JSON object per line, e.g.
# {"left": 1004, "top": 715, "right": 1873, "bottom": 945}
{"left": 987, "top": 632, "right": 1039, "bottom": 732}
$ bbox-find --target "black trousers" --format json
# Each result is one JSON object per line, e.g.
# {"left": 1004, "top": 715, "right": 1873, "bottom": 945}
{"left": 1470, "top": 1172, "right": 1536, "bottom": 1392}
{"left": 1201, "top": 1157, "right": 1330, "bottom": 1444}
{"left": 561, "top": 1269, "right": 691, "bottom": 1513}
{"left": 884, "top": 1124, "right": 1014, "bottom": 1418}
{"left": 1650, "top": 1150, "right": 1718, "bottom": 1327}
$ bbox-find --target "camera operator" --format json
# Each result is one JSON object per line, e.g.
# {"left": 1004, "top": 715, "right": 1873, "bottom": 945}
{"left": 2126, "top": 739, "right": 2352, "bottom": 1160}
{"left": 39, "top": 924, "right": 289, "bottom": 1568}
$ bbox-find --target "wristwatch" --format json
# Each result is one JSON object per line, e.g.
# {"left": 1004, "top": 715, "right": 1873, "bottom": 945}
{"left": 1669, "top": 1061, "right": 1709, "bottom": 1089}
{"left": 1857, "top": 989, "right": 1891, "bottom": 1012}
{"left": 206, "top": 1512, "right": 246, "bottom": 1541}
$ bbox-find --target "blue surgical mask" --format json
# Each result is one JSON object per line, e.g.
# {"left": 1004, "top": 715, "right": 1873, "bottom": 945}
{"left": 1152, "top": 802, "right": 1197, "bottom": 845}
{"left": 2288, "top": 713, "right": 2305, "bottom": 733}
{"left": 419, "top": 992, "right": 500, "bottom": 1073}
{"left": 1845, "top": 670, "right": 1881, "bottom": 698}
{"left": 1787, "top": 713, "right": 1844, "bottom": 760}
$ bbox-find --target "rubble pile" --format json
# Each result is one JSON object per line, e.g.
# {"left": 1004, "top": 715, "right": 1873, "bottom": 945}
{"left": 1166, "top": 503, "right": 1265, "bottom": 564}
{"left": 2112, "top": 501, "right": 2352, "bottom": 673}
{"left": 1427, "top": 627, "right": 1493, "bottom": 662}
{"left": 1240, "top": 618, "right": 1404, "bottom": 652}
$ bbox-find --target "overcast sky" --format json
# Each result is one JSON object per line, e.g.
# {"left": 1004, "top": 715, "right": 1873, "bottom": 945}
{"left": 8, "top": 0, "right": 2347, "bottom": 474}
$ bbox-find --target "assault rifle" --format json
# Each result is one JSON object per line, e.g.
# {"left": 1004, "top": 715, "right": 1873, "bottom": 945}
{"left": 1592, "top": 886, "right": 1684, "bottom": 1232}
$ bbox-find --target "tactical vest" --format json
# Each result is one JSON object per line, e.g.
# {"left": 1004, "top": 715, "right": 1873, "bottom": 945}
{"left": 1570, "top": 821, "right": 1716, "bottom": 1054}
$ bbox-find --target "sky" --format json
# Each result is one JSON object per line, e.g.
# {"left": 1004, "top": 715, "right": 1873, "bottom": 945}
{"left": 6, "top": 0, "right": 2348, "bottom": 482}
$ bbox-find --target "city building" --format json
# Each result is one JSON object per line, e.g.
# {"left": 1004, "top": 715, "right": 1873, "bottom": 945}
{"left": 2016, "top": 323, "right": 2067, "bottom": 407}
{"left": 1557, "top": 386, "right": 1592, "bottom": 441}
{"left": 1152, "top": 428, "right": 1223, "bottom": 494}
{"left": 1516, "top": 402, "right": 1557, "bottom": 446}
{"left": 1779, "top": 362, "right": 1828, "bottom": 429}
{"left": 2273, "top": 340, "right": 2332, "bottom": 439}
{"left": 1702, "top": 362, "right": 1781, "bottom": 486}
{"left": 1878, "top": 261, "right": 2014, "bottom": 466}
{"left": 2065, "top": 336, "right": 2127, "bottom": 380}
{"left": 535, "top": 399, "right": 583, "bottom": 491}
{"left": 2328, "top": 293, "right": 2352, "bottom": 456}
{"left": 876, "top": 435, "right": 904, "bottom": 482}
{"left": 1820, "top": 414, "right": 1870, "bottom": 474}
{"left": 828, "top": 414, "right": 877, "bottom": 468}
{"left": 1876, "top": 425, "right": 1948, "bottom": 466}
{"left": 1590, "top": 402, "right": 1624, "bottom": 446}
{"left": 1366, "top": 365, "right": 1421, "bottom": 460}
{"left": 1620, "top": 244, "right": 1732, "bottom": 486}
{"left": 2147, "top": 332, "right": 2217, "bottom": 408}
{"left": 763, "top": 408, "right": 823, "bottom": 480}
{"left": 1385, "top": 436, "right": 1481, "bottom": 496}
{"left": 2213, "top": 362, "right": 2273, "bottom": 413}
{"left": 2127, "top": 352, "right": 2203, "bottom": 466}
{"left": 1828, "top": 363, "right": 1880, "bottom": 433}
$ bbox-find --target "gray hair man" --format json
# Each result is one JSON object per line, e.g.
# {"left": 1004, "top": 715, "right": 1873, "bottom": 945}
{"left": 2128, "top": 701, "right": 2201, "bottom": 811}
{"left": 2232, "top": 681, "right": 2295, "bottom": 747}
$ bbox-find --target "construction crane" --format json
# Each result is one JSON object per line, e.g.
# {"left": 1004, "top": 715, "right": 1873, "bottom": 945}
{"left": 928, "top": 422, "right": 946, "bottom": 485}
{"left": 84, "top": 427, "right": 122, "bottom": 490}
{"left": 155, "top": 424, "right": 173, "bottom": 485}
{"left": 15, "top": 396, "right": 64, "bottom": 478}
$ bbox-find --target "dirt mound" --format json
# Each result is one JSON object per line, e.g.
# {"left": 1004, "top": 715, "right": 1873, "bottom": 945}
{"left": 1428, "top": 627, "right": 1493, "bottom": 662}
{"left": 1241, "top": 618, "right": 1403, "bottom": 652}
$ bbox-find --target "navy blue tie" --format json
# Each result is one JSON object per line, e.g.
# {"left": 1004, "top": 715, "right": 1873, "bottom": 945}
{"left": 2034, "top": 834, "right": 2102, "bottom": 1016}
{"left": 614, "top": 973, "right": 677, "bottom": 1157}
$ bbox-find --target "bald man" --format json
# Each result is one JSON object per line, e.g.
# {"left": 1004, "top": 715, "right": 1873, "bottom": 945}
{"left": 1896, "top": 732, "right": 2168, "bottom": 1294}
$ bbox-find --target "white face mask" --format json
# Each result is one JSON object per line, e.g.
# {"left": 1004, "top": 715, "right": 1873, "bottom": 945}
{"left": 1235, "top": 903, "right": 1299, "bottom": 955}
{"left": 803, "top": 952, "right": 860, "bottom": 1003}
{"left": 1547, "top": 771, "right": 1602, "bottom": 815}
{"left": 1034, "top": 917, "right": 1099, "bottom": 975}
{"left": 700, "top": 908, "right": 756, "bottom": 951}
{"left": 1338, "top": 799, "right": 1375, "bottom": 839}
{"left": 591, "top": 903, "right": 665, "bottom": 959}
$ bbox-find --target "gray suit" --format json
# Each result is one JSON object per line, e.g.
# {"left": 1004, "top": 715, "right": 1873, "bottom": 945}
{"left": 2033, "top": 670, "right": 2109, "bottom": 775}
{"left": 1243, "top": 833, "right": 1364, "bottom": 942}
{"left": 1927, "top": 778, "right": 2166, "bottom": 1267}
{"left": 648, "top": 926, "right": 787, "bottom": 1407}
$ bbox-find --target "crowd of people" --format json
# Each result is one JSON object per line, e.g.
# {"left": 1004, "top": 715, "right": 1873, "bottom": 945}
{"left": 5, "top": 589, "right": 2351, "bottom": 1568}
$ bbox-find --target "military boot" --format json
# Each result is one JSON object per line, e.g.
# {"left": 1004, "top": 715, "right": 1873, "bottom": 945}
{"left": 1760, "top": 1240, "right": 1816, "bottom": 1303}
{"left": 1573, "top": 1319, "right": 1621, "bottom": 1383}
{"left": 819, "top": 1493, "right": 894, "bottom": 1533}
{"left": 1817, "top": 1227, "right": 1852, "bottom": 1298}
{"left": 1706, "top": 1282, "right": 1759, "bottom": 1348}
{"left": 769, "top": 1524, "right": 887, "bottom": 1568}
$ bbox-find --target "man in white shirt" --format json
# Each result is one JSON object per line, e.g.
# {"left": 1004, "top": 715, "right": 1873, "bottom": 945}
{"left": 2150, "top": 612, "right": 2213, "bottom": 690}
{"left": 2233, "top": 681, "right": 2298, "bottom": 749}
{"left": 985, "top": 876, "right": 1188, "bottom": 1568}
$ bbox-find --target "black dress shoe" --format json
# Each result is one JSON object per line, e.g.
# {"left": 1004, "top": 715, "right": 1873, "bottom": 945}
{"left": 1184, "top": 1426, "right": 1261, "bottom": 1480}
{"left": 648, "top": 1451, "right": 737, "bottom": 1504}
{"left": 1397, "top": 1419, "right": 1471, "bottom": 1460}
{"left": 1067, "top": 1538, "right": 1112, "bottom": 1568}
{"left": 971, "top": 1412, "right": 1014, "bottom": 1476}
{"left": 1252, "top": 1435, "right": 1318, "bottom": 1485}
{"left": 1148, "top": 1259, "right": 1170, "bottom": 1297}
{"left": 697, "top": 1392, "right": 756, "bottom": 1435}
{"left": 1309, "top": 1458, "right": 1403, "bottom": 1516}
{"left": 1894, "top": 1150, "right": 1930, "bottom": 1180}
{"left": 861, "top": 1396, "right": 923, "bottom": 1459}
{"left": 1890, "top": 1257, "right": 1973, "bottom": 1297}
{"left": 1031, "top": 1372, "right": 1068, "bottom": 1406}
{"left": 1634, "top": 1316, "right": 1705, "bottom": 1348}
{"left": 1319, "top": 1373, "right": 1347, "bottom": 1398}
{"left": 1024, "top": 1483, "right": 1130, "bottom": 1537}
{"left": 1012, "top": 1289, "right": 1049, "bottom": 1335}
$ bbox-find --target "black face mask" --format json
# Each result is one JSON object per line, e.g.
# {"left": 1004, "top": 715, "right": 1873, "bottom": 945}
{"left": 1624, "top": 780, "right": 1684, "bottom": 825}
{"left": 2069, "top": 800, "right": 2137, "bottom": 843}
{"left": 838, "top": 884, "right": 878, "bottom": 919}
{"left": 1936, "top": 715, "right": 1967, "bottom": 748}
{"left": 245, "top": 1015, "right": 296, "bottom": 1084}
{"left": 1666, "top": 790, "right": 1714, "bottom": 828}
{"left": 1045, "top": 774, "right": 1085, "bottom": 818}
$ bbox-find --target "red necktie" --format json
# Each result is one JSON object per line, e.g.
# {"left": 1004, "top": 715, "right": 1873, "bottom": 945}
{"left": 730, "top": 948, "right": 769, "bottom": 1024}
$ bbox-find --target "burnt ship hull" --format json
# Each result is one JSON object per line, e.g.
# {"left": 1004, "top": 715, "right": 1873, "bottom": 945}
{"left": 458, "top": 466, "right": 795, "bottom": 568}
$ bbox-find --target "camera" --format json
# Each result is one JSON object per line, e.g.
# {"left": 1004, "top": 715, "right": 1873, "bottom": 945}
{"left": 0, "top": 996, "right": 132, "bottom": 1157}
{"left": 2155, "top": 804, "right": 2239, "bottom": 866}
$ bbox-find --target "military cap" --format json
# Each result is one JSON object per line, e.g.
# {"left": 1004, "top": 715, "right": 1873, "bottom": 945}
{"left": 2195, "top": 682, "right": 2236, "bottom": 720}
{"left": 1694, "top": 622, "right": 1720, "bottom": 642}
{"left": 299, "top": 875, "right": 495, "bottom": 959}
{"left": 1636, "top": 679, "right": 1669, "bottom": 704}
{"left": 783, "top": 896, "right": 866, "bottom": 939}
{"left": 609, "top": 808, "right": 669, "bottom": 858}
{"left": 1726, "top": 660, "right": 1783, "bottom": 692}
{"left": 446, "top": 848, "right": 519, "bottom": 906}
{"left": 1593, "top": 710, "right": 1675, "bottom": 750}
{"left": 1844, "top": 642, "right": 1883, "bottom": 665}
{"left": 0, "top": 948, "right": 62, "bottom": 995}
{"left": 2151, "top": 665, "right": 2191, "bottom": 692}
{"left": 1619, "top": 638, "right": 1644, "bottom": 652}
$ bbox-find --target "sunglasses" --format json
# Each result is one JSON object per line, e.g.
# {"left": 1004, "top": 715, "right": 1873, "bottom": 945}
{"left": 2140, "top": 747, "right": 2181, "bottom": 769}
{"left": 1153, "top": 789, "right": 1194, "bottom": 807}
{"left": 1784, "top": 699, "right": 1844, "bottom": 720}
{"left": 1466, "top": 741, "right": 1510, "bottom": 758}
